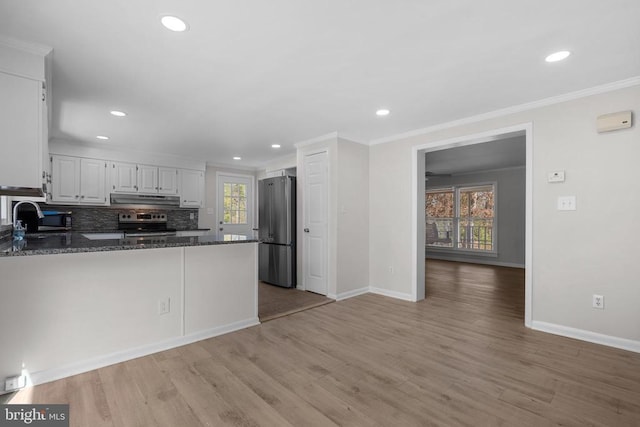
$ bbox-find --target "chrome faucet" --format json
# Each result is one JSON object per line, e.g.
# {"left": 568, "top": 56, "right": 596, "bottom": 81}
{"left": 13, "top": 200, "right": 44, "bottom": 226}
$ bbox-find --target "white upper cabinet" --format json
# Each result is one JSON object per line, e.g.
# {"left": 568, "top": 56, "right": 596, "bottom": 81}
{"left": 137, "top": 165, "right": 158, "bottom": 193}
{"left": 180, "top": 169, "right": 204, "bottom": 208}
{"left": 111, "top": 162, "right": 138, "bottom": 193}
{"left": 0, "top": 41, "right": 50, "bottom": 194}
{"left": 79, "top": 158, "right": 108, "bottom": 204}
{"left": 51, "top": 155, "right": 80, "bottom": 203}
{"left": 0, "top": 70, "right": 45, "bottom": 192}
{"left": 111, "top": 163, "right": 178, "bottom": 195}
{"left": 51, "top": 155, "right": 108, "bottom": 205}
{"left": 158, "top": 167, "right": 179, "bottom": 194}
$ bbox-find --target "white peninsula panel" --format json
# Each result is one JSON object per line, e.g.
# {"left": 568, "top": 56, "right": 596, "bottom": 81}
{"left": 184, "top": 243, "right": 258, "bottom": 335}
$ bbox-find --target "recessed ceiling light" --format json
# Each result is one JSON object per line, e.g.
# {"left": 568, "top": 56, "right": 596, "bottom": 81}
{"left": 233, "top": 156, "right": 241, "bottom": 160}
{"left": 545, "top": 51, "right": 571, "bottom": 63}
{"left": 376, "top": 109, "right": 390, "bottom": 116}
{"left": 271, "top": 144, "right": 281, "bottom": 148}
{"left": 96, "top": 135, "right": 109, "bottom": 140}
{"left": 161, "top": 15, "right": 188, "bottom": 32}
{"left": 110, "top": 110, "right": 127, "bottom": 117}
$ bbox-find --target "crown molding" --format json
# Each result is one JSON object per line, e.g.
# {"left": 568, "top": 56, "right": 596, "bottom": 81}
{"left": 0, "top": 34, "right": 52, "bottom": 56}
{"left": 204, "top": 161, "right": 260, "bottom": 172}
{"left": 293, "top": 131, "right": 338, "bottom": 149}
{"left": 370, "top": 76, "right": 640, "bottom": 146}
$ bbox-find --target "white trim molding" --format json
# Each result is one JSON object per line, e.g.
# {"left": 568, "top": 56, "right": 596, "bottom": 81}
{"left": 371, "top": 76, "right": 640, "bottom": 146}
{"left": 329, "top": 287, "right": 370, "bottom": 301}
{"left": 412, "top": 123, "right": 534, "bottom": 326}
{"left": 532, "top": 321, "right": 640, "bottom": 354}
{"left": 26, "top": 317, "right": 260, "bottom": 388}
{"left": 369, "top": 287, "right": 414, "bottom": 302}
{"left": 294, "top": 132, "right": 339, "bottom": 149}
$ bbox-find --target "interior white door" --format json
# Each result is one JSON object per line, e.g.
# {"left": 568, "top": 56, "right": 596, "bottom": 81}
{"left": 217, "top": 174, "right": 254, "bottom": 237}
{"left": 303, "top": 151, "right": 328, "bottom": 295}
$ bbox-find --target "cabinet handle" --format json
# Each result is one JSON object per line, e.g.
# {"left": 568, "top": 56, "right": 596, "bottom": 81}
{"left": 113, "top": 185, "right": 115, "bottom": 190}
{"left": 75, "top": 195, "right": 79, "bottom": 199}
{"left": 81, "top": 195, "right": 85, "bottom": 199}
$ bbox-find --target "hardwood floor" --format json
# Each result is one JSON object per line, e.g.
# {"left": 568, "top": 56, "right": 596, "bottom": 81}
{"left": 5, "top": 260, "right": 640, "bottom": 426}
{"left": 258, "top": 281, "right": 333, "bottom": 322}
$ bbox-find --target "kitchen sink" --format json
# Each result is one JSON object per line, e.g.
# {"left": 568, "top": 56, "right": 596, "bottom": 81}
{"left": 82, "top": 233, "right": 124, "bottom": 240}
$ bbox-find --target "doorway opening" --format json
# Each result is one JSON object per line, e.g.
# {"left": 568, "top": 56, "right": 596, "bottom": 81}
{"left": 412, "top": 123, "right": 533, "bottom": 327}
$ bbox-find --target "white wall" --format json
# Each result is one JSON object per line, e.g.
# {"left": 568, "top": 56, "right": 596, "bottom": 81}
{"left": 370, "top": 84, "right": 640, "bottom": 345}
{"left": 336, "top": 138, "right": 370, "bottom": 297}
{"left": 426, "top": 167, "right": 526, "bottom": 267}
{"left": 199, "top": 165, "right": 258, "bottom": 231}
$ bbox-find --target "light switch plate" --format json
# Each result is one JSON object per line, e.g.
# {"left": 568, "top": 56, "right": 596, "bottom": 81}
{"left": 548, "top": 171, "right": 565, "bottom": 183}
{"left": 557, "top": 196, "right": 576, "bottom": 211}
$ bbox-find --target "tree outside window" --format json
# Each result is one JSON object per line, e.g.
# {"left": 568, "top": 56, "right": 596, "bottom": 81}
{"left": 223, "top": 183, "right": 248, "bottom": 224}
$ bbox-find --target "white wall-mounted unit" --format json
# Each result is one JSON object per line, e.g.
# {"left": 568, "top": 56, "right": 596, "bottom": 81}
{"left": 596, "top": 110, "right": 633, "bottom": 133}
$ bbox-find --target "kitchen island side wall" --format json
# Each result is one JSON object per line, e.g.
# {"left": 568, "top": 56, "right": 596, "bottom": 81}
{"left": 0, "top": 243, "right": 258, "bottom": 388}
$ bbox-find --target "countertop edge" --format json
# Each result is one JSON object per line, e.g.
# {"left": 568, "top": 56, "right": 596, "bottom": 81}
{"left": 0, "top": 237, "right": 258, "bottom": 257}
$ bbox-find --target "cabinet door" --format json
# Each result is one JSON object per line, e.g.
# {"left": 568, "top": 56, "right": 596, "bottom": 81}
{"left": 158, "top": 167, "right": 178, "bottom": 194}
{"left": 180, "top": 169, "right": 204, "bottom": 208}
{"left": 80, "top": 158, "right": 108, "bottom": 205}
{"left": 0, "top": 72, "right": 43, "bottom": 189}
{"left": 138, "top": 165, "right": 158, "bottom": 193}
{"left": 111, "top": 162, "right": 138, "bottom": 193}
{"left": 51, "top": 155, "right": 80, "bottom": 203}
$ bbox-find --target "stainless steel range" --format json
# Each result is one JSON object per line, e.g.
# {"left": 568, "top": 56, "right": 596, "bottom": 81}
{"left": 118, "top": 211, "right": 176, "bottom": 237}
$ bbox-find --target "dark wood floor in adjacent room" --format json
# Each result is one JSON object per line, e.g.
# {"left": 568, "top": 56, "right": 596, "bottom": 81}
{"left": 6, "top": 260, "right": 640, "bottom": 426}
{"left": 258, "top": 281, "right": 333, "bottom": 322}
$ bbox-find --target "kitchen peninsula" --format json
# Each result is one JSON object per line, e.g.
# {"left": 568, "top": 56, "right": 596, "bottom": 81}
{"left": 0, "top": 232, "right": 259, "bottom": 388}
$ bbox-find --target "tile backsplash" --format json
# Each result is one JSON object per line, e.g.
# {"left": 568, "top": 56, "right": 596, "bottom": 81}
{"left": 42, "top": 205, "right": 199, "bottom": 232}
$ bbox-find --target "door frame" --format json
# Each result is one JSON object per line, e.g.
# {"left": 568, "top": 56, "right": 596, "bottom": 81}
{"left": 411, "top": 122, "right": 533, "bottom": 327}
{"left": 215, "top": 171, "right": 256, "bottom": 237}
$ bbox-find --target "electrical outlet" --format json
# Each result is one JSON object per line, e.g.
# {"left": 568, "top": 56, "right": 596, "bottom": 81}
{"left": 5, "top": 375, "right": 26, "bottom": 392}
{"left": 592, "top": 294, "right": 604, "bottom": 309}
{"left": 158, "top": 297, "right": 170, "bottom": 315}
{"left": 189, "top": 212, "right": 195, "bottom": 220}
{"left": 388, "top": 266, "right": 394, "bottom": 274}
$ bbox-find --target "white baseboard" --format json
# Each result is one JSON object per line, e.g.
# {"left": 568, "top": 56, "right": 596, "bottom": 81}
{"left": 369, "top": 287, "right": 414, "bottom": 302}
{"left": 27, "top": 317, "right": 260, "bottom": 387}
{"left": 426, "top": 255, "right": 524, "bottom": 269}
{"left": 332, "top": 287, "right": 370, "bottom": 301}
{"left": 532, "top": 321, "right": 640, "bottom": 354}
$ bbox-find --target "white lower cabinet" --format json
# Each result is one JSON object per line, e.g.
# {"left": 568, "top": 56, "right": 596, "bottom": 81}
{"left": 180, "top": 169, "right": 204, "bottom": 208}
{"left": 51, "top": 155, "right": 108, "bottom": 205}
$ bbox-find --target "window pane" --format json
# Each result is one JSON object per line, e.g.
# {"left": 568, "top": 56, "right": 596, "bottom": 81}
{"left": 426, "top": 190, "right": 454, "bottom": 218}
{"left": 224, "top": 183, "right": 231, "bottom": 197}
{"left": 239, "top": 210, "right": 247, "bottom": 224}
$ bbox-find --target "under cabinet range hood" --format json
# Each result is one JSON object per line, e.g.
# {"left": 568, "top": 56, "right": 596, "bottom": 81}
{"left": 110, "top": 194, "right": 180, "bottom": 207}
{"left": 0, "top": 185, "right": 45, "bottom": 197}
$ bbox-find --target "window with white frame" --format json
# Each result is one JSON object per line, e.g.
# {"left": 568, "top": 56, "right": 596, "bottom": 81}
{"left": 426, "top": 183, "right": 496, "bottom": 252}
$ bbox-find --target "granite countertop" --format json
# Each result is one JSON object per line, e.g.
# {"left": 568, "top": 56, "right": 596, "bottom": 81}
{"left": 0, "top": 231, "right": 257, "bottom": 257}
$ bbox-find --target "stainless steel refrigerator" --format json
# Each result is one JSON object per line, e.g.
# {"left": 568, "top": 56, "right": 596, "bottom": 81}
{"left": 258, "top": 176, "right": 296, "bottom": 288}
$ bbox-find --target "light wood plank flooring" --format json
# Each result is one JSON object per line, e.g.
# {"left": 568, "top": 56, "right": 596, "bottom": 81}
{"left": 5, "top": 260, "right": 640, "bottom": 426}
{"left": 258, "top": 281, "right": 333, "bottom": 322}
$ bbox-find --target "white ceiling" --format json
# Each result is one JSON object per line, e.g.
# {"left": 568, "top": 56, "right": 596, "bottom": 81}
{"left": 1, "top": 1, "right": 639, "bottom": 168}
{"left": 425, "top": 136, "right": 525, "bottom": 175}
